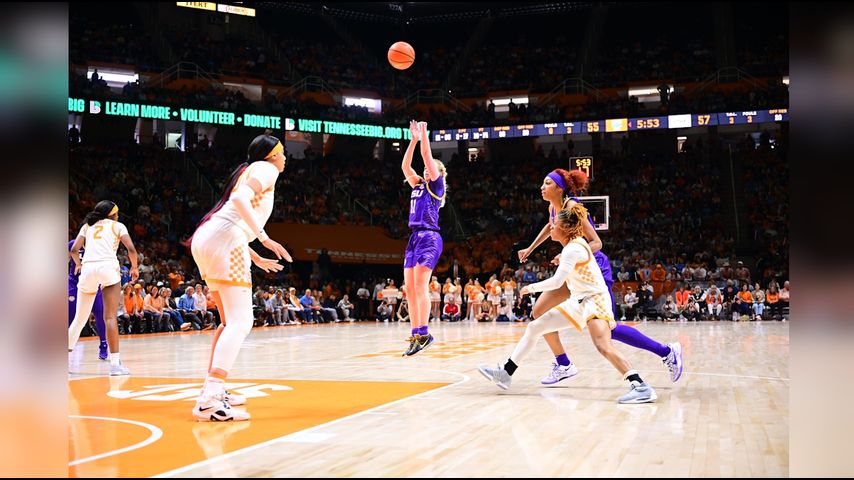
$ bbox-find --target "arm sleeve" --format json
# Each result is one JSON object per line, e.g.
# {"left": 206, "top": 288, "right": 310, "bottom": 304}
{"left": 526, "top": 246, "right": 580, "bottom": 294}
{"left": 231, "top": 184, "right": 266, "bottom": 237}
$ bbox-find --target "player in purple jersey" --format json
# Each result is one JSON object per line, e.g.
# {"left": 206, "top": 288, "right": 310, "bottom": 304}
{"left": 518, "top": 168, "right": 683, "bottom": 384}
{"left": 68, "top": 240, "right": 108, "bottom": 360}
{"left": 400, "top": 120, "right": 447, "bottom": 356}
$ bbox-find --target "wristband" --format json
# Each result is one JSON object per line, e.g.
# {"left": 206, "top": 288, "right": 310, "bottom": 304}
{"left": 258, "top": 229, "right": 270, "bottom": 242}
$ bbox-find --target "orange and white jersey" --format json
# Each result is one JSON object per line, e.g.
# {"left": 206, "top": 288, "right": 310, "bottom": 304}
{"left": 430, "top": 281, "right": 441, "bottom": 293}
{"left": 489, "top": 281, "right": 502, "bottom": 296}
{"left": 503, "top": 280, "right": 516, "bottom": 296}
{"left": 443, "top": 282, "right": 452, "bottom": 294}
{"left": 213, "top": 161, "right": 279, "bottom": 241}
{"left": 76, "top": 219, "right": 128, "bottom": 264}
{"left": 527, "top": 238, "right": 607, "bottom": 300}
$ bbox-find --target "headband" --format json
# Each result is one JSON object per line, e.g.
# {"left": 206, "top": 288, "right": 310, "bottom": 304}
{"left": 109, "top": 204, "right": 119, "bottom": 216}
{"left": 265, "top": 142, "right": 284, "bottom": 159}
{"left": 546, "top": 171, "right": 566, "bottom": 192}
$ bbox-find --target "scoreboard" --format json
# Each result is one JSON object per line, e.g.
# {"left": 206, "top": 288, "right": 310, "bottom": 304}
{"left": 431, "top": 108, "right": 789, "bottom": 142}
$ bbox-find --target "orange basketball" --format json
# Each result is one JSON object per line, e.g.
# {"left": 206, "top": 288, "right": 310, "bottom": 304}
{"left": 388, "top": 41, "right": 415, "bottom": 70}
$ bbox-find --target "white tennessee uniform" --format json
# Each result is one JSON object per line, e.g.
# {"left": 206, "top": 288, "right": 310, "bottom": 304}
{"left": 191, "top": 161, "right": 279, "bottom": 288}
{"left": 526, "top": 238, "right": 616, "bottom": 331}
{"left": 76, "top": 219, "right": 128, "bottom": 293}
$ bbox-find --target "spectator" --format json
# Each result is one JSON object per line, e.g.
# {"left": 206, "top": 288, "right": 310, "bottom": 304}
{"left": 179, "top": 286, "right": 204, "bottom": 329}
{"left": 356, "top": 282, "right": 371, "bottom": 321}
{"left": 779, "top": 281, "right": 790, "bottom": 318}
{"left": 737, "top": 284, "right": 754, "bottom": 320}
{"left": 193, "top": 283, "right": 215, "bottom": 329}
{"left": 377, "top": 300, "right": 392, "bottom": 322}
{"left": 162, "top": 288, "right": 190, "bottom": 331}
{"left": 143, "top": 285, "right": 166, "bottom": 332}
{"left": 338, "top": 294, "right": 354, "bottom": 322}
{"left": 622, "top": 287, "right": 638, "bottom": 321}
{"left": 752, "top": 283, "right": 766, "bottom": 320}
{"left": 675, "top": 284, "right": 691, "bottom": 320}
{"left": 396, "top": 298, "right": 410, "bottom": 323}
{"left": 442, "top": 302, "right": 461, "bottom": 322}
{"left": 684, "top": 286, "right": 703, "bottom": 321}
{"left": 735, "top": 261, "right": 751, "bottom": 286}
{"left": 706, "top": 285, "right": 723, "bottom": 320}
{"left": 285, "top": 287, "right": 305, "bottom": 324}
{"left": 766, "top": 285, "right": 782, "bottom": 320}
{"left": 299, "top": 289, "right": 318, "bottom": 323}
{"left": 662, "top": 295, "right": 678, "bottom": 321}
{"left": 496, "top": 298, "right": 516, "bottom": 322}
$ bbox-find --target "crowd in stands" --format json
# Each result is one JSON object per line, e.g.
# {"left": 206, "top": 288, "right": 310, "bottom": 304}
{"left": 69, "top": 3, "right": 789, "bottom": 335}
{"left": 70, "top": 3, "right": 789, "bottom": 131}
{"left": 70, "top": 11, "right": 158, "bottom": 69}
{"left": 70, "top": 128, "right": 789, "bottom": 338}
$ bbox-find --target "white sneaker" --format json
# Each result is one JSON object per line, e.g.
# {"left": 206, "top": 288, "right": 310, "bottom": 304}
{"left": 618, "top": 381, "right": 658, "bottom": 404}
{"left": 477, "top": 363, "right": 512, "bottom": 390}
{"left": 223, "top": 390, "right": 246, "bottom": 406}
{"left": 193, "top": 397, "right": 250, "bottom": 422}
{"left": 540, "top": 362, "right": 579, "bottom": 385}
{"left": 109, "top": 363, "right": 131, "bottom": 376}
{"left": 662, "top": 342, "right": 683, "bottom": 382}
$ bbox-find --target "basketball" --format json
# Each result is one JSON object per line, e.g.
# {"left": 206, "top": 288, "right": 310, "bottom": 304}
{"left": 388, "top": 41, "right": 415, "bottom": 70}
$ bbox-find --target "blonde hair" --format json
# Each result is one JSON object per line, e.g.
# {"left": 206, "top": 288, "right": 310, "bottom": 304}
{"left": 433, "top": 160, "right": 448, "bottom": 208}
{"left": 408, "top": 160, "right": 448, "bottom": 208}
{"left": 555, "top": 202, "right": 588, "bottom": 241}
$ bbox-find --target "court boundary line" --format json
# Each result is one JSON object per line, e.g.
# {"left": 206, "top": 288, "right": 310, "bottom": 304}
{"left": 69, "top": 415, "right": 163, "bottom": 466}
{"left": 151, "top": 367, "right": 469, "bottom": 478}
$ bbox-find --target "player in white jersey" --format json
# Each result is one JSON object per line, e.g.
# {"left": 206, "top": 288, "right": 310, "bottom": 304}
{"left": 68, "top": 200, "right": 139, "bottom": 375}
{"left": 478, "top": 203, "right": 657, "bottom": 404}
{"left": 187, "top": 134, "right": 292, "bottom": 422}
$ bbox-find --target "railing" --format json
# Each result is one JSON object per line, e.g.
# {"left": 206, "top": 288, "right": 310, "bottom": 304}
{"left": 145, "top": 62, "right": 221, "bottom": 89}
{"left": 399, "top": 89, "right": 471, "bottom": 112}
{"left": 353, "top": 199, "right": 373, "bottom": 226}
{"left": 180, "top": 152, "right": 216, "bottom": 205}
{"left": 537, "top": 77, "right": 606, "bottom": 107}
{"left": 288, "top": 76, "right": 339, "bottom": 97}
{"left": 687, "top": 67, "right": 769, "bottom": 95}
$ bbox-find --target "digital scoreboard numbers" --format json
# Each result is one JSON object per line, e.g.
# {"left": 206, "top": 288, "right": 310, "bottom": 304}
{"left": 571, "top": 156, "right": 593, "bottom": 178}
{"left": 584, "top": 120, "right": 604, "bottom": 134}
{"left": 492, "top": 125, "right": 512, "bottom": 138}
{"left": 472, "top": 127, "right": 490, "bottom": 140}
{"left": 627, "top": 116, "right": 667, "bottom": 130}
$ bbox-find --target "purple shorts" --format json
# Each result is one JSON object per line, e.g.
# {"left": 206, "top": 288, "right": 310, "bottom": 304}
{"left": 404, "top": 230, "right": 443, "bottom": 269}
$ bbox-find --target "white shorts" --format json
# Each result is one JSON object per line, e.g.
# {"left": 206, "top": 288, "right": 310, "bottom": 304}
{"left": 552, "top": 293, "right": 616, "bottom": 332}
{"left": 191, "top": 218, "right": 251, "bottom": 288}
{"left": 488, "top": 295, "right": 501, "bottom": 305}
{"left": 444, "top": 293, "right": 455, "bottom": 303}
{"left": 430, "top": 291, "right": 441, "bottom": 301}
{"left": 453, "top": 294, "right": 462, "bottom": 304}
{"left": 78, "top": 261, "right": 120, "bottom": 293}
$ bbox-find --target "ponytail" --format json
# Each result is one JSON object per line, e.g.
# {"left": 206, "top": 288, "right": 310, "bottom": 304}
{"left": 83, "top": 200, "right": 117, "bottom": 226}
{"left": 182, "top": 162, "right": 248, "bottom": 248}
{"left": 555, "top": 202, "right": 588, "bottom": 241}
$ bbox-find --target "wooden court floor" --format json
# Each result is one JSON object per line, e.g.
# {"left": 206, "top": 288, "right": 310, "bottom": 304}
{"left": 69, "top": 320, "right": 789, "bottom": 477}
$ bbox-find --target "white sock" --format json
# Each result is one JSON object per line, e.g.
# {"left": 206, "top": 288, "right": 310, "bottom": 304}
{"left": 110, "top": 352, "right": 121, "bottom": 366}
{"left": 200, "top": 376, "right": 225, "bottom": 402}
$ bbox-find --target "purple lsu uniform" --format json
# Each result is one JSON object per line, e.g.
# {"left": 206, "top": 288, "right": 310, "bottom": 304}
{"left": 69, "top": 240, "right": 106, "bottom": 339}
{"left": 552, "top": 197, "right": 616, "bottom": 311}
{"left": 404, "top": 176, "right": 444, "bottom": 269}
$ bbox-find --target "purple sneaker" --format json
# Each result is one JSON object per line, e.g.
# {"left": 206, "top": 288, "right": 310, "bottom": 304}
{"left": 98, "top": 341, "right": 108, "bottom": 361}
